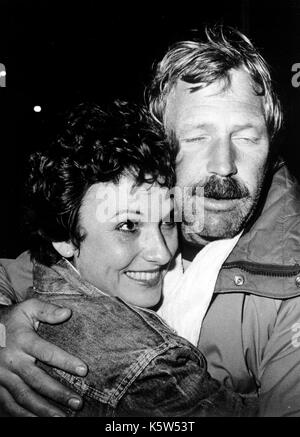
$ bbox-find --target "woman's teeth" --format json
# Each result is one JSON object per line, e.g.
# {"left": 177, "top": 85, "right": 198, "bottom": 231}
{"left": 125, "top": 271, "right": 160, "bottom": 282}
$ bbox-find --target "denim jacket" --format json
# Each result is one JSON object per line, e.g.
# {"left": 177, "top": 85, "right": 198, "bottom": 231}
{"left": 30, "top": 259, "right": 251, "bottom": 417}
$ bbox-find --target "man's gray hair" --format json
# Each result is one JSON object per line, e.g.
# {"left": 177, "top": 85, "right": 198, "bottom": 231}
{"left": 147, "top": 25, "right": 283, "bottom": 139}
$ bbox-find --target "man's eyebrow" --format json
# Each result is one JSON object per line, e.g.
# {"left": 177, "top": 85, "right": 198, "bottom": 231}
{"left": 179, "top": 122, "right": 214, "bottom": 133}
{"left": 231, "top": 122, "right": 265, "bottom": 131}
{"left": 179, "top": 121, "right": 264, "bottom": 134}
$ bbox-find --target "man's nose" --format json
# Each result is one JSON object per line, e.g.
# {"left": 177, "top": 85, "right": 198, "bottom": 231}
{"left": 142, "top": 230, "right": 172, "bottom": 266}
{"left": 206, "top": 138, "right": 237, "bottom": 177}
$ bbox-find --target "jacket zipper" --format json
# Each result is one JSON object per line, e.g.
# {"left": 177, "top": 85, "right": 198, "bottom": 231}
{"left": 222, "top": 261, "right": 300, "bottom": 278}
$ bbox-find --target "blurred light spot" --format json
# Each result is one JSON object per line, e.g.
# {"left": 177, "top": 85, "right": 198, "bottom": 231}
{"left": 0, "top": 63, "right": 6, "bottom": 87}
{"left": 33, "top": 105, "right": 42, "bottom": 113}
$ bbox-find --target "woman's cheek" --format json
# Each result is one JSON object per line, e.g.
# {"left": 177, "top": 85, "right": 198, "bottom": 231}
{"left": 112, "top": 237, "right": 140, "bottom": 269}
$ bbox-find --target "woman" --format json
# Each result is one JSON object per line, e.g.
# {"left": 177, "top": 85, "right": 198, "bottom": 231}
{"left": 25, "top": 100, "right": 252, "bottom": 416}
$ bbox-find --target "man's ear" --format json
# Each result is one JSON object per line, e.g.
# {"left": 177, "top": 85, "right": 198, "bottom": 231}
{"left": 52, "top": 241, "right": 76, "bottom": 258}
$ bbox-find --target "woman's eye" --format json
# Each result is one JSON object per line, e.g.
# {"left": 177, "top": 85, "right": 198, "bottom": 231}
{"left": 117, "top": 220, "right": 139, "bottom": 233}
{"left": 161, "top": 220, "right": 176, "bottom": 230}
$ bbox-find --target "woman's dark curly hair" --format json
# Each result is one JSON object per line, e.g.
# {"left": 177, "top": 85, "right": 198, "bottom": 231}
{"left": 26, "top": 100, "right": 176, "bottom": 266}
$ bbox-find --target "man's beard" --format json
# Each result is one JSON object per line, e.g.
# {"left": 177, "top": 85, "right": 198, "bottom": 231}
{"left": 180, "top": 172, "right": 266, "bottom": 245}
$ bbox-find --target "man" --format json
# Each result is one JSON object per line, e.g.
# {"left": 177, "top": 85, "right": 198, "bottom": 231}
{"left": 0, "top": 25, "right": 300, "bottom": 417}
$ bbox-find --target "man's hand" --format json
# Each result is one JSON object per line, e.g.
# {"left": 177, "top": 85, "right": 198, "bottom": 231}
{"left": 0, "top": 298, "right": 88, "bottom": 417}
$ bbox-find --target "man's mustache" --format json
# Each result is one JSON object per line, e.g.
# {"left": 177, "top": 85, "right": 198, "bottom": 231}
{"left": 191, "top": 175, "right": 250, "bottom": 200}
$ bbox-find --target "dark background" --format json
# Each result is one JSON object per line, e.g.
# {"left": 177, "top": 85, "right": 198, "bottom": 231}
{"left": 0, "top": 0, "right": 300, "bottom": 257}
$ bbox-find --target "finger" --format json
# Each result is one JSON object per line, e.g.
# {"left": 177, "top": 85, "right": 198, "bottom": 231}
{"left": 15, "top": 363, "right": 83, "bottom": 411}
{"left": 22, "top": 333, "right": 88, "bottom": 376}
{"left": 20, "top": 298, "right": 72, "bottom": 325}
{"left": 0, "top": 385, "right": 37, "bottom": 417}
{"left": 0, "top": 374, "right": 68, "bottom": 417}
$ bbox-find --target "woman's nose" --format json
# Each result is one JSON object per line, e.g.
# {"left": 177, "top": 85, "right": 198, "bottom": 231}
{"left": 142, "top": 231, "right": 172, "bottom": 266}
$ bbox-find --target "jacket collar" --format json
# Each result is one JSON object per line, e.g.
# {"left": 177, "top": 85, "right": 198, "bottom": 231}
{"left": 226, "top": 163, "right": 300, "bottom": 266}
{"left": 33, "top": 258, "right": 104, "bottom": 298}
{"left": 215, "top": 164, "right": 300, "bottom": 298}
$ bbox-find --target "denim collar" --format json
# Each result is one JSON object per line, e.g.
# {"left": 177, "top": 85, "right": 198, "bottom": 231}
{"left": 33, "top": 258, "right": 104, "bottom": 298}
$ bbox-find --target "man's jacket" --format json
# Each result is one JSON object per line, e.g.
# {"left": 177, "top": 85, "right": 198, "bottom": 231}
{"left": 198, "top": 163, "right": 300, "bottom": 416}
{"left": 0, "top": 163, "right": 300, "bottom": 416}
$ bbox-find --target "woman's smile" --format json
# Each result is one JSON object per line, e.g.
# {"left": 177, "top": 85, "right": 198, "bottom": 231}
{"left": 124, "top": 269, "right": 162, "bottom": 287}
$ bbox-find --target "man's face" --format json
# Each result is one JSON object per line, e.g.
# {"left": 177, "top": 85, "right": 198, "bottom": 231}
{"left": 164, "top": 68, "right": 270, "bottom": 245}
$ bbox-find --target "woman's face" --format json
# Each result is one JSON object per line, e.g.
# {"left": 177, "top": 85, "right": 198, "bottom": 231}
{"left": 70, "top": 176, "right": 178, "bottom": 308}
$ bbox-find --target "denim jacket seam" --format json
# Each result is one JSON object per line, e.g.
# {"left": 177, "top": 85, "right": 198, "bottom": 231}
{"left": 52, "top": 368, "right": 111, "bottom": 404}
{"left": 110, "top": 342, "right": 209, "bottom": 415}
{"left": 107, "top": 340, "right": 180, "bottom": 408}
{"left": 52, "top": 340, "right": 180, "bottom": 409}
{"left": 32, "top": 288, "right": 84, "bottom": 297}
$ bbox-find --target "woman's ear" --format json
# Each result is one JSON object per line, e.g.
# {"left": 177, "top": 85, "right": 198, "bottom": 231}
{"left": 52, "top": 241, "right": 76, "bottom": 258}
